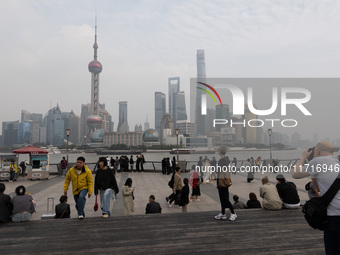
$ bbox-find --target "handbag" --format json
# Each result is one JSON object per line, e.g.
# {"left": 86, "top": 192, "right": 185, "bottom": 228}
{"left": 218, "top": 171, "right": 232, "bottom": 188}
{"left": 94, "top": 195, "right": 98, "bottom": 212}
{"left": 302, "top": 172, "right": 340, "bottom": 230}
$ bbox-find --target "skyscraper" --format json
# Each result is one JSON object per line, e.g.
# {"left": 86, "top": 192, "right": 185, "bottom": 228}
{"left": 68, "top": 110, "right": 80, "bottom": 145}
{"left": 173, "top": 91, "right": 187, "bottom": 129}
{"left": 154, "top": 92, "right": 166, "bottom": 134}
{"left": 168, "top": 77, "right": 180, "bottom": 118}
{"left": 46, "top": 105, "right": 64, "bottom": 146}
{"left": 215, "top": 104, "right": 230, "bottom": 132}
{"left": 117, "top": 101, "right": 129, "bottom": 132}
{"left": 18, "top": 122, "right": 31, "bottom": 144}
{"left": 144, "top": 115, "right": 150, "bottom": 131}
{"left": 160, "top": 113, "right": 174, "bottom": 145}
{"left": 2, "top": 121, "right": 19, "bottom": 146}
{"left": 195, "top": 49, "right": 207, "bottom": 136}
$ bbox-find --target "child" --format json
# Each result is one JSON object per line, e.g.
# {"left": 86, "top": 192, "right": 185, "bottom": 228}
{"left": 232, "top": 195, "right": 247, "bottom": 209}
{"left": 180, "top": 178, "right": 190, "bottom": 212}
{"left": 55, "top": 195, "right": 71, "bottom": 218}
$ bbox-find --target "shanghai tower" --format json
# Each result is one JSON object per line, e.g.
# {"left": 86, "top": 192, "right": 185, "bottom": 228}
{"left": 195, "top": 49, "right": 206, "bottom": 136}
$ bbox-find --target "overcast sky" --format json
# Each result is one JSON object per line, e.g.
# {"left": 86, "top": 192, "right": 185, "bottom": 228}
{"left": 1, "top": 0, "right": 340, "bottom": 140}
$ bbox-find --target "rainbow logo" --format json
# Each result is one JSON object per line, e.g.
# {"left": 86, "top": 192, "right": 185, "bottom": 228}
{"left": 196, "top": 82, "right": 223, "bottom": 105}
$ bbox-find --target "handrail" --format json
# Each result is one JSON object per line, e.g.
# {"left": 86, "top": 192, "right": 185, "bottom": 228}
{"left": 49, "top": 159, "right": 300, "bottom": 173}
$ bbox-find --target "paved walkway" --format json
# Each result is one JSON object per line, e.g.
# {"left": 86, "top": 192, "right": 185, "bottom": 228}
{"left": 2, "top": 169, "right": 311, "bottom": 220}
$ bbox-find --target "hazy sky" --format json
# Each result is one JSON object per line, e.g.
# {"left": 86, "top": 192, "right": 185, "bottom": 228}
{"left": 1, "top": 0, "right": 340, "bottom": 140}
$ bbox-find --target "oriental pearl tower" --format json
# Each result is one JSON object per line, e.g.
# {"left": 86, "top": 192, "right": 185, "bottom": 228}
{"left": 85, "top": 19, "right": 103, "bottom": 143}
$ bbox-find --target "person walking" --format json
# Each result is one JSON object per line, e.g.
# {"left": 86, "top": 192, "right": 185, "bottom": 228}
{"left": 60, "top": 157, "right": 68, "bottom": 177}
{"left": 168, "top": 167, "right": 182, "bottom": 207}
{"left": 210, "top": 157, "right": 217, "bottom": 180}
{"left": 215, "top": 146, "right": 237, "bottom": 221}
{"left": 63, "top": 156, "right": 93, "bottom": 219}
{"left": 122, "top": 178, "right": 135, "bottom": 215}
{"left": 94, "top": 157, "right": 119, "bottom": 218}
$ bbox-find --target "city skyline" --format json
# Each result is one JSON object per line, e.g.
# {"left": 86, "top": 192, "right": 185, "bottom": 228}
{"left": 1, "top": 1, "right": 340, "bottom": 141}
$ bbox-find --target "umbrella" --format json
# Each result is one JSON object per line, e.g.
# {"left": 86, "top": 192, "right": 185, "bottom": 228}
{"left": 12, "top": 145, "right": 48, "bottom": 154}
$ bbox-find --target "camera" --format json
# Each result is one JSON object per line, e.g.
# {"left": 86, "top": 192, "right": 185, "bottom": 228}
{"left": 307, "top": 147, "right": 315, "bottom": 161}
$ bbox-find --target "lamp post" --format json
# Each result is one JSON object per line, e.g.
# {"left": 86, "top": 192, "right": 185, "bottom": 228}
{"left": 175, "top": 129, "right": 180, "bottom": 163}
{"left": 268, "top": 128, "right": 272, "bottom": 162}
{"left": 65, "top": 129, "right": 71, "bottom": 163}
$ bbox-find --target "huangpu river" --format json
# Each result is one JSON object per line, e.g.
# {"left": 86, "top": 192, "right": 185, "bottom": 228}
{"left": 17, "top": 147, "right": 309, "bottom": 173}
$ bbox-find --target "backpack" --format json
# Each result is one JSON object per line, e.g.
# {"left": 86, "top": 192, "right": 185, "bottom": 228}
{"left": 302, "top": 173, "right": 340, "bottom": 230}
{"left": 168, "top": 173, "right": 175, "bottom": 189}
{"left": 302, "top": 197, "right": 328, "bottom": 230}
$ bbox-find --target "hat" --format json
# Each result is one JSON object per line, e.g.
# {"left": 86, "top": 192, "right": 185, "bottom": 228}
{"left": 276, "top": 174, "right": 285, "bottom": 182}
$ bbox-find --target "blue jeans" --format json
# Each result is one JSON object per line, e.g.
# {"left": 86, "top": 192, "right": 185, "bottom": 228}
{"left": 12, "top": 212, "right": 32, "bottom": 222}
{"left": 324, "top": 216, "right": 340, "bottom": 255}
{"left": 74, "top": 189, "right": 88, "bottom": 217}
{"left": 100, "top": 188, "right": 112, "bottom": 215}
{"left": 9, "top": 171, "right": 15, "bottom": 181}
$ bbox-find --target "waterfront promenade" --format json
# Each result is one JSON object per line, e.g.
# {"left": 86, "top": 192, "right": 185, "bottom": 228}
{"left": 1, "top": 170, "right": 325, "bottom": 254}
{"left": 3, "top": 169, "right": 311, "bottom": 219}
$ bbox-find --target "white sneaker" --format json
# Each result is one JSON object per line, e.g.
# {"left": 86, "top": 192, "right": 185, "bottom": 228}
{"left": 229, "top": 213, "right": 237, "bottom": 221}
{"left": 78, "top": 215, "right": 84, "bottom": 219}
{"left": 168, "top": 203, "right": 172, "bottom": 208}
{"left": 214, "top": 213, "right": 227, "bottom": 220}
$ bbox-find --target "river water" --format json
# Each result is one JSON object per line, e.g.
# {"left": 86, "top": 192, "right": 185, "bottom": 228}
{"left": 47, "top": 147, "right": 305, "bottom": 164}
{"left": 17, "top": 147, "right": 306, "bottom": 173}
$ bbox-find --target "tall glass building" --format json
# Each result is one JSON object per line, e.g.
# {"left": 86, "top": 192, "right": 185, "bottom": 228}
{"left": 46, "top": 105, "right": 64, "bottom": 146}
{"left": 154, "top": 92, "right": 166, "bottom": 134}
{"left": 117, "top": 101, "right": 129, "bottom": 132}
{"left": 173, "top": 92, "right": 187, "bottom": 129}
{"left": 195, "top": 49, "right": 207, "bottom": 136}
{"left": 168, "top": 77, "right": 180, "bottom": 118}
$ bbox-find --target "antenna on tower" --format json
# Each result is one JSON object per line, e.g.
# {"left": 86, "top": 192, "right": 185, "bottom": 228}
{"left": 95, "top": 13, "right": 97, "bottom": 43}
{"left": 93, "top": 13, "right": 98, "bottom": 60}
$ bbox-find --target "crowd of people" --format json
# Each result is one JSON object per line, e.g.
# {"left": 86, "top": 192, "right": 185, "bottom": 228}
{"left": 1, "top": 142, "right": 340, "bottom": 254}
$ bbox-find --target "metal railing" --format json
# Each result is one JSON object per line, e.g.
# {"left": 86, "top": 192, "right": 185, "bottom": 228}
{"left": 49, "top": 159, "right": 300, "bottom": 174}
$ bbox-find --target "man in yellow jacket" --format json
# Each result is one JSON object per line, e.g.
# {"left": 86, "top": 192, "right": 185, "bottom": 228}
{"left": 63, "top": 157, "right": 93, "bottom": 219}
{"left": 8, "top": 160, "right": 18, "bottom": 182}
